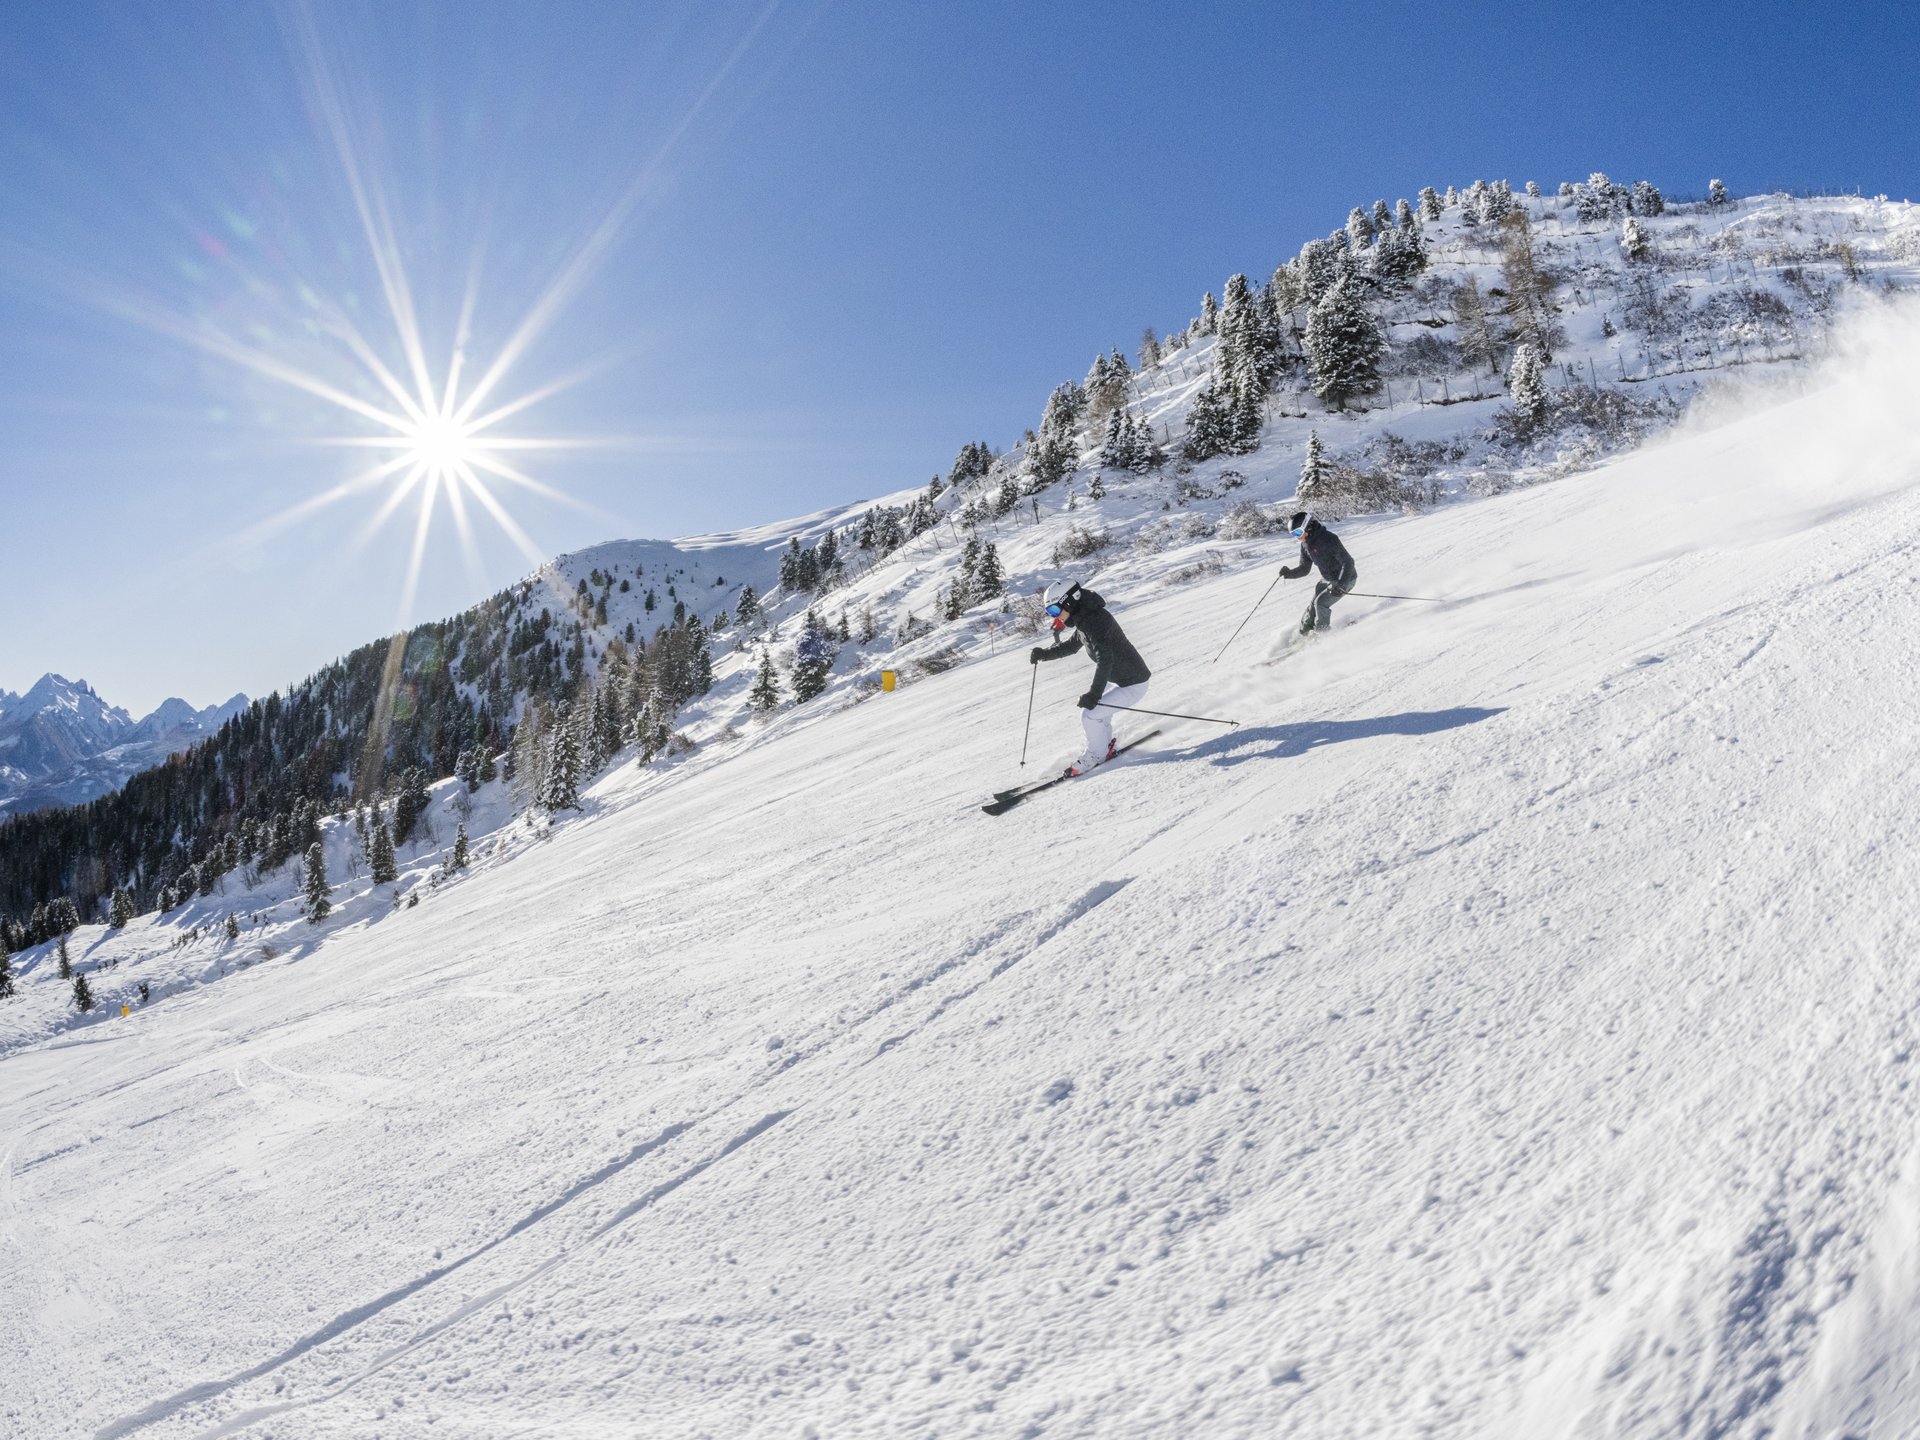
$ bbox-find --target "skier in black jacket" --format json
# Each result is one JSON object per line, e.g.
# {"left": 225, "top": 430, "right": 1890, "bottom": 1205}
{"left": 1280, "top": 511, "right": 1357, "bottom": 635}
{"left": 1029, "top": 581, "right": 1151, "bottom": 776}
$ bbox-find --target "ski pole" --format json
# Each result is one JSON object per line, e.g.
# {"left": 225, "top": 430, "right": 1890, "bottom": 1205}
{"left": 1018, "top": 664, "right": 1039, "bottom": 767}
{"left": 1095, "top": 703, "right": 1239, "bottom": 728}
{"left": 1342, "top": 590, "right": 1446, "bottom": 602}
{"left": 1211, "top": 571, "right": 1285, "bottom": 663}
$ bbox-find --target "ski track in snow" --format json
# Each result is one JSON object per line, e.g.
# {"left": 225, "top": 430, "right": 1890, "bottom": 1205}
{"left": 5, "top": 315, "right": 1920, "bottom": 1437}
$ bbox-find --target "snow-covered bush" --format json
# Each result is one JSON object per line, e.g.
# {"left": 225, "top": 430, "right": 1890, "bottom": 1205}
{"left": 1051, "top": 525, "right": 1110, "bottom": 564}
{"left": 1216, "top": 501, "right": 1284, "bottom": 539}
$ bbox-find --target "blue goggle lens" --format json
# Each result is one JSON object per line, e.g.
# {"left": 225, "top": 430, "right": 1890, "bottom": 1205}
{"left": 1046, "top": 604, "right": 1063, "bottom": 617}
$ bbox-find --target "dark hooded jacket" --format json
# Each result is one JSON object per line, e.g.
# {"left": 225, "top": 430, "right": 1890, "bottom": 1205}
{"left": 1034, "top": 587, "right": 1151, "bottom": 705}
{"left": 1280, "top": 518, "right": 1356, "bottom": 588}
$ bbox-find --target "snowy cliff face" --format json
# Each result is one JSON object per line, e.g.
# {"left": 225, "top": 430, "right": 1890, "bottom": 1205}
{"left": 0, "top": 678, "right": 247, "bottom": 816}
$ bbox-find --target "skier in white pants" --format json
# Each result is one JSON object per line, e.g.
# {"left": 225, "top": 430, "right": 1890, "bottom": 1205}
{"left": 1029, "top": 580, "right": 1153, "bottom": 777}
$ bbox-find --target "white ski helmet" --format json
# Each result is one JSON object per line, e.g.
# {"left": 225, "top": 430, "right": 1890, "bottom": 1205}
{"left": 1042, "top": 579, "right": 1079, "bottom": 609}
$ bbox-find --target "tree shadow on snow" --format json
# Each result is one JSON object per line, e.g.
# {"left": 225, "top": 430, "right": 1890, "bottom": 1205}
{"left": 1167, "top": 706, "right": 1507, "bottom": 768}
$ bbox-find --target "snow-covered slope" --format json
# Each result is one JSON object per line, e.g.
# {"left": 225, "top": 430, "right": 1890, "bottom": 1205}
{"left": 4, "top": 306, "right": 1920, "bottom": 1438}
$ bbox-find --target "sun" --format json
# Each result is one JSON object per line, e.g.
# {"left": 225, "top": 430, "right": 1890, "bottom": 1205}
{"left": 403, "top": 413, "right": 480, "bottom": 480}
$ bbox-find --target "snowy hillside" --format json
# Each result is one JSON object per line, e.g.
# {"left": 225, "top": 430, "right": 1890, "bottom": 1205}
{"left": 4, "top": 299, "right": 1920, "bottom": 1437}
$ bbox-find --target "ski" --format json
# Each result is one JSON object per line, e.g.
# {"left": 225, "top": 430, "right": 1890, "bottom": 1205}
{"left": 981, "top": 730, "right": 1162, "bottom": 815}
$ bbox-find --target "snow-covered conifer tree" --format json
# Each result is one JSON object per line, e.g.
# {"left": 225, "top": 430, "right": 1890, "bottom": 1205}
{"left": 224, "top": 912, "right": 239, "bottom": 940}
{"left": 72, "top": 972, "right": 94, "bottom": 1013}
{"left": 0, "top": 946, "right": 14, "bottom": 1001}
{"left": 1630, "top": 180, "right": 1664, "bottom": 217}
{"left": 449, "top": 822, "right": 469, "bottom": 872}
{"left": 303, "top": 841, "right": 331, "bottom": 924}
{"left": 748, "top": 648, "right": 781, "bottom": 714}
{"left": 1199, "top": 291, "right": 1218, "bottom": 334}
{"left": 790, "top": 610, "right": 837, "bottom": 703}
{"left": 1347, "top": 206, "right": 1374, "bottom": 249}
{"left": 1372, "top": 199, "right": 1392, "bottom": 235}
{"left": 1396, "top": 197, "right": 1416, "bottom": 233}
{"left": 1181, "top": 382, "right": 1231, "bottom": 460}
{"left": 1708, "top": 177, "right": 1730, "bottom": 208}
{"left": 1099, "top": 408, "right": 1138, "bottom": 471}
{"left": 973, "top": 543, "right": 1005, "bottom": 601}
{"left": 1509, "top": 343, "right": 1548, "bottom": 430}
{"left": 543, "top": 715, "right": 583, "bottom": 812}
{"left": 58, "top": 933, "right": 71, "bottom": 979}
{"left": 1304, "top": 276, "right": 1383, "bottom": 411}
{"left": 735, "top": 585, "right": 760, "bottom": 628}
{"left": 1418, "top": 186, "right": 1442, "bottom": 221}
{"left": 1298, "top": 431, "right": 1327, "bottom": 504}
{"left": 109, "top": 889, "right": 133, "bottom": 929}
{"left": 1621, "top": 216, "right": 1651, "bottom": 262}
{"left": 1525, "top": 180, "right": 1541, "bottom": 198}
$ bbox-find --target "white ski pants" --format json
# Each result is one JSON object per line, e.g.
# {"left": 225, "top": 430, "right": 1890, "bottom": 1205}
{"left": 1080, "top": 681, "right": 1149, "bottom": 767}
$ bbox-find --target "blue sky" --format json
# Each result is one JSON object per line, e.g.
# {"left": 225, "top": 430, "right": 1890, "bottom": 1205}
{"left": 2, "top": 0, "right": 1915, "bottom": 713}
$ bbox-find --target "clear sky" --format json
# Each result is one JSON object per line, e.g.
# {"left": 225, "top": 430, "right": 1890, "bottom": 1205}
{"left": 3, "top": 0, "right": 1916, "bottom": 714}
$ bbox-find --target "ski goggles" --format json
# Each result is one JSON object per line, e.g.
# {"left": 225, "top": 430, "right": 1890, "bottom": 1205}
{"left": 1045, "top": 603, "right": 1065, "bottom": 617}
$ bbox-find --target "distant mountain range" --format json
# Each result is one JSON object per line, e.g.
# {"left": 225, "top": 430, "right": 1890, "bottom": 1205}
{"left": 0, "top": 675, "right": 248, "bottom": 818}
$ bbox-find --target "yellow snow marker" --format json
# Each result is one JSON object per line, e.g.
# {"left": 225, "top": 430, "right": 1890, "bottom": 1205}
{"left": 121, "top": 1004, "right": 130, "bottom": 1017}
{"left": 880, "top": 670, "right": 897, "bottom": 692}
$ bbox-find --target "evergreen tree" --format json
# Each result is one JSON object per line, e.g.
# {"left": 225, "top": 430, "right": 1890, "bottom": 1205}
{"left": 1707, "top": 177, "right": 1730, "bottom": 208}
{"left": 109, "top": 889, "right": 134, "bottom": 929}
{"left": 1525, "top": 180, "right": 1542, "bottom": 198}
{"left": 0, "top": 945, "right": 12, "bottom": 1000}
{"left": 225, "top": 912, "right": 239, "bottom": 941}
{"left": 1621, "top": 215, "right": 1652, "bottom": 262}
{"left": 1630, "top": 180, "right": 1664, "bottom": 217}
{"left": 1199, "top": 291, "right": 1219, "bottom": 334}
{"left": 1099, "top": 407, "right": 1139, "bottom": 471}
{"left": 1371, "top": 198, "right": 1392, "bottom": 235}
{"left": 1303, "top": 276, "right": 1384, "bottom": 411}
{"left": 49, "top": 897, "right": 78, "bottom": 936}
{"left": 748, "top": 648, "right": 781, "bottom": 714}
{"left": 790, "top": 609, "right": 837, "bottom": 703}
{"left": 58, "top": 933, "right": 72, "bottom": 980}
{"left": 543, "top": 709, "right": 583, "bottom": 811}
{"left": 369, "top": 818, "right": 398, "bottom": 884}
{"left": 303, "top": 841, "right": 331, "bottom": 923}
{"left": 1138, "top": 327, "right": 1161, "bottom": 371}
{"left": 1418, "top": 186, "right": 1442, "bottom": 221}
{"left": 449, "top": 822, "right": 470, "bottom": 872}
{"left": 973, "top": 542, "right": 1005, "bottom": 602}
{"left": 392, "top": 768, "right": 430, "bottom": 847}
{"left": 1128, "top": 412, "right": 1158, "bottom": 473}
{"left": 1396, "top": 197, "right": 1416, "bottom": 233}
{"left": 1087, "top": 471, "right": 1106, "bottom": 500}
{"left": 1181, "top": 382, "right": 1231, "bottom": 461}
{"left": 72, "top": 971, "right": 94, "bottom": 1013}
{"left": 1347, "top": 205, "right": 1374, "bottom": 249}
{"left": 1298, "top": 431, "right": 1328, "bottom": 505}
{"left": 1509, "top": 343, "right": 1548, "bottom": 431}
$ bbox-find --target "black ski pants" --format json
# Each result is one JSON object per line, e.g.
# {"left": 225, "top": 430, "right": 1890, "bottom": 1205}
{"left": 1300, "top": 576, "right": 1353, "bottom": 633}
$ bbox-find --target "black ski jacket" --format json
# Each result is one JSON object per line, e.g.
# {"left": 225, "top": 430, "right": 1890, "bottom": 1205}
{"left": 1035, "top": 587, "right": 1151, "bottom": 704}
{"left": 1280, "top": 518, "right": 1356, "bottom": 588}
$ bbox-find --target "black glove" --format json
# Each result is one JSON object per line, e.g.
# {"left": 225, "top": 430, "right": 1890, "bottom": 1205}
{"left": 1077, "top": 692, "right": 1099, "bottom": 710}
{"left": 1029, "top": 647, "right": 1046, "bottom": 665}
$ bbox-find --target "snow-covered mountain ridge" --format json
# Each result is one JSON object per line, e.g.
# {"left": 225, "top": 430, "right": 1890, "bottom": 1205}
{"left": 4, "top": 295, "right": 1920, "bottom": 1436}
{"left": 0, "top": 675, "right": 247, "bottom": 818}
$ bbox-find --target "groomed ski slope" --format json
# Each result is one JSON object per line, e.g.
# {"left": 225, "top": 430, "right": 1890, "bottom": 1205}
{"left": 7, "top": 312, "right": 1920, "bottom": 1438}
